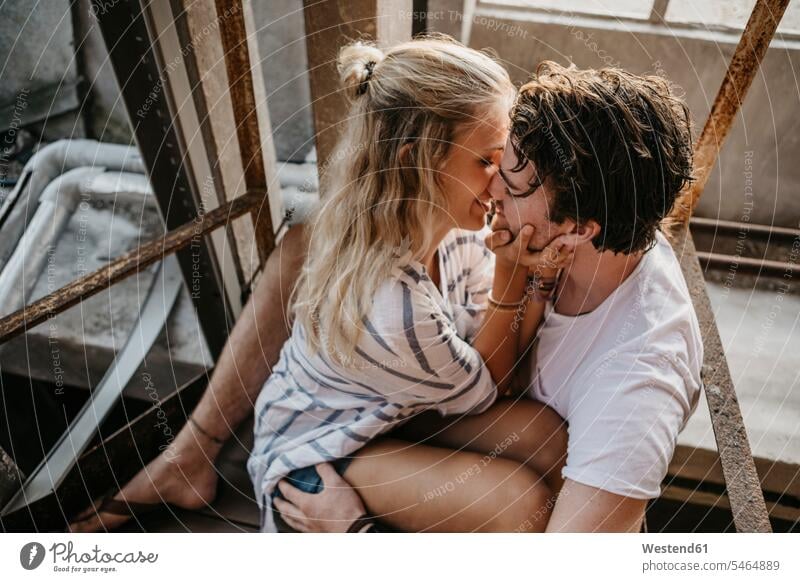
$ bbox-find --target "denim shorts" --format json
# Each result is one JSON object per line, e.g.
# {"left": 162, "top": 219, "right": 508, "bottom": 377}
{"left": 271, "top": 457, "right": 353, "bottom": 501}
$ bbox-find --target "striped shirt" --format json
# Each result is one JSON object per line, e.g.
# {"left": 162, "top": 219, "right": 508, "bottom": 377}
{"left": 248, "top": 228, "right": 498, "bottom": 532}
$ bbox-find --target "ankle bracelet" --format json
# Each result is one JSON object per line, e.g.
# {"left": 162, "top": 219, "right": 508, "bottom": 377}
{"left": 188, "top": 416, "right": 226, "bottom": 445}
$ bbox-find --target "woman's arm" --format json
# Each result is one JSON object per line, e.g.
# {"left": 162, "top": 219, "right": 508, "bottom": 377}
{"left": 472, "top": 227, "right": 571, "bottom": 395}
{"left": 471, "top": 256, "right": 530, "bottom": 394}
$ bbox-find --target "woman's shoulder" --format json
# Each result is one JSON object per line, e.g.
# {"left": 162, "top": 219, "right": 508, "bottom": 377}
{"left": 374, "top": 266, "right": 436, "bottom": 310}
{"left": 368, "top": 268, "right": 443, "bottom": 333}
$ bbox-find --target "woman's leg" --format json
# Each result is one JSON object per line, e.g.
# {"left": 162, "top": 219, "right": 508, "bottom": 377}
{"left": 391, "top": 398, "right": 568, "bottom": 494}
{"left": 69, "top": 225, "right": 308, "bottom": 532}
{"left": 343, "top": 438, "right": 553, "bottom": 532}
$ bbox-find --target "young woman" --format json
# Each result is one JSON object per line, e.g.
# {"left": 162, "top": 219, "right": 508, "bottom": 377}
{"left": 248, "top": 36, "right": 571, "bottom": 533}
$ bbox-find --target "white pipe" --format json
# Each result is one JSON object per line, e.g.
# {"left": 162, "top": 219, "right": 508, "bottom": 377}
{"left": 0, "top": 168, "right": 156, "bottom": 318}
{"left": 0, "top": 140, "right": 145, "bottom": 270}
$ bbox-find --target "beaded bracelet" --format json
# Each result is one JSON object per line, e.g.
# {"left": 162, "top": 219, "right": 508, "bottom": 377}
{"left": 526, "top": 275, "right": 558, "bottom": 303}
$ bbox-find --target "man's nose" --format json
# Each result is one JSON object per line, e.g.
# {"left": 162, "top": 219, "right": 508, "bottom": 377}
{"left": 487, "top": 172, "right": 506, "bottom": 201}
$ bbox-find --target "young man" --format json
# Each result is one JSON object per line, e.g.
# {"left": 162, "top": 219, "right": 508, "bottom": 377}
{"left": 71, "top": 62, "right": 701, "bottom": 534}
{"left": 273, "top": 63, "right": 703, "bottom": 533}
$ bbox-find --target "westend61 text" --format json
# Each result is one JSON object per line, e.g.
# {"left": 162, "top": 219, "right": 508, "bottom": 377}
{"left": 642, "top": 543, "right": 708, "bottom": 554}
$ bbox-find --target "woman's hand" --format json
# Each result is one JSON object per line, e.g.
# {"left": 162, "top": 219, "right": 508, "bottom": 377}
{"left": 486, "top": 225, "right": 574, "bottom": 275}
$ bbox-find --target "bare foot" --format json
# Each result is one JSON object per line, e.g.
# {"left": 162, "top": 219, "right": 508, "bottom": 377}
{"left": 68, "top": 422, "right": 223, "bottom": 532}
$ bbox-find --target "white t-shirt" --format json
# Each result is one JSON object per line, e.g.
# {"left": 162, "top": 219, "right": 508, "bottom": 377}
{"left": 527, "top": 231, "right": 703, "bottom": 499}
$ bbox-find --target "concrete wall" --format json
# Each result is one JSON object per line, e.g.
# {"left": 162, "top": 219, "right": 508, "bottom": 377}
{"left": 251, "top": 0, "right": 315, "bottom": 162}
{"left": 467, "top": 7, "right": 800, "bottom": 228}
{"left": 74, "top": 0, "right": 133, "bottom": 143}
{"left": 72, "top": 0, "right": 315, "bottom": 161}
{"left": 0, "top": 1, "right": 85, "bottom": 141}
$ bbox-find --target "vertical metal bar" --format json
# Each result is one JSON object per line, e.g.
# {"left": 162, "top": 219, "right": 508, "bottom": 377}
{"left": 213, "top": 0, "right": 276, "bottom": 267}
{"left": 671, "top": 228, "right": 773, "bottom": 532}
{"left": 302, "top": 0, "right": 413, "bottom": 188}
{"left": 649, "top": 0, "right": 670, "bottom": 23}
{"left": 167, "top": 0, "right": 248, "bottom": 307}
{"left": 94, "top": 0, "right": 233, "bottom": 358}
{"left": 669, "top": 0, "right": 791, "bottom": 225}
{"left": 663, "top": 0, "right": 791, "bottom": 533}
{"left": 412, "top": 0, "right": 429, "bottom": 36}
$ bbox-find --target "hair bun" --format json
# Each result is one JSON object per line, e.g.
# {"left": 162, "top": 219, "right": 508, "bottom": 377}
{"left": 338, "top": 42, "right": 385, "bottom": 100}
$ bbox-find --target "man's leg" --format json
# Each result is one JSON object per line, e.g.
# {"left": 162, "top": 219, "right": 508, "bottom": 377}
{"left": 343, "top": 438, "right": 553, "bottom": 532}
{"left": 70, "top": 225, "right": 309, "bottom": 532}
{"left": 392, "top": 398, "right": 568, "bottom": 494}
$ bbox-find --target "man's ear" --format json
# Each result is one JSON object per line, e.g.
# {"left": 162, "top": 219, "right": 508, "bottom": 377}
{"left": 559, "top": 219, "right": 600, "bottom": 247}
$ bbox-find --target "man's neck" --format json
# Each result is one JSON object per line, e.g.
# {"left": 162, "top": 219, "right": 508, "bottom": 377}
{"left": 556, "top": 245, "right": 643, "bottom": 316}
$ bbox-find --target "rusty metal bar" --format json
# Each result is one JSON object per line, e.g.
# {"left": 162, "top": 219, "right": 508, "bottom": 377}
{"left": 696, "top": 250, "right": 796, "bottom": 276}
{"left": 671, "top": 229, "right": 773, "bottom": 532}
{"left": 0, "top": 190, "right": 264, "bottom": 346}
{"left": 214, "top": 0, "right": 275, "bottom": 266}
{"left": 649, "top": 0, "right": 670, "bottom": 23}
{"left": 691, "top": 216, "right": 800, "bottom": 239}
{"left": 669, "top": 0, "right": 791, "bottom": 225}
{"left": 662, "top": 0, "right": 791, "bottom": 532}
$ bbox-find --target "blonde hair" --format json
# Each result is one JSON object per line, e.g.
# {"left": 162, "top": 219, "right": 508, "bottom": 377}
{"left": 293, "top": 35, "right": 513, "bottom": 362}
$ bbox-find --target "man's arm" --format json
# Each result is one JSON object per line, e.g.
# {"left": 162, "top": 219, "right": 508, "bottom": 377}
{"left": 546, "top": 478, "right": 647, "bottom": 532}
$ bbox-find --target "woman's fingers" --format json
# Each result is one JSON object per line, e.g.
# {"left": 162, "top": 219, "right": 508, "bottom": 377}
{"left": 516, "top": 225, "right": 535, "bottom": 249}
{"left": 521, "top": 236, "right": 574, "bottom": 272}
{"left": 484, "top": 229, "right": 512, "bottom": 251}
{"left": 487, "top": 225, "right": 533, "bottom": 262}
{"left": 506, "top": 225, "right": 535, "bottom": 261}
{"left": 543, "top": 237, "right": 575, "bottom": 268}
{"left": 487, "top": 225, "right": 575, "bottom": 272}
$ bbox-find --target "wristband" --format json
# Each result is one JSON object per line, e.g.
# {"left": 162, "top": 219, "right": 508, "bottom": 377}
{"left": 346, "top": 513, "right": 376, "bottom": 533}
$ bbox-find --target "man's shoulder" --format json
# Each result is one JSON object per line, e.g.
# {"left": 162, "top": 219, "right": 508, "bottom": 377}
{"left": 640, "top": 231, "right": 692, "bottom": 297}
{"left": 639, "top": 231, "right": 703, "bottom": 359}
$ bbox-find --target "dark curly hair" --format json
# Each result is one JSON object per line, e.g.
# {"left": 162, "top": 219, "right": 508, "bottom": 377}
{"left": 509, "top": 62, "right": 693, "bottom": 254}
